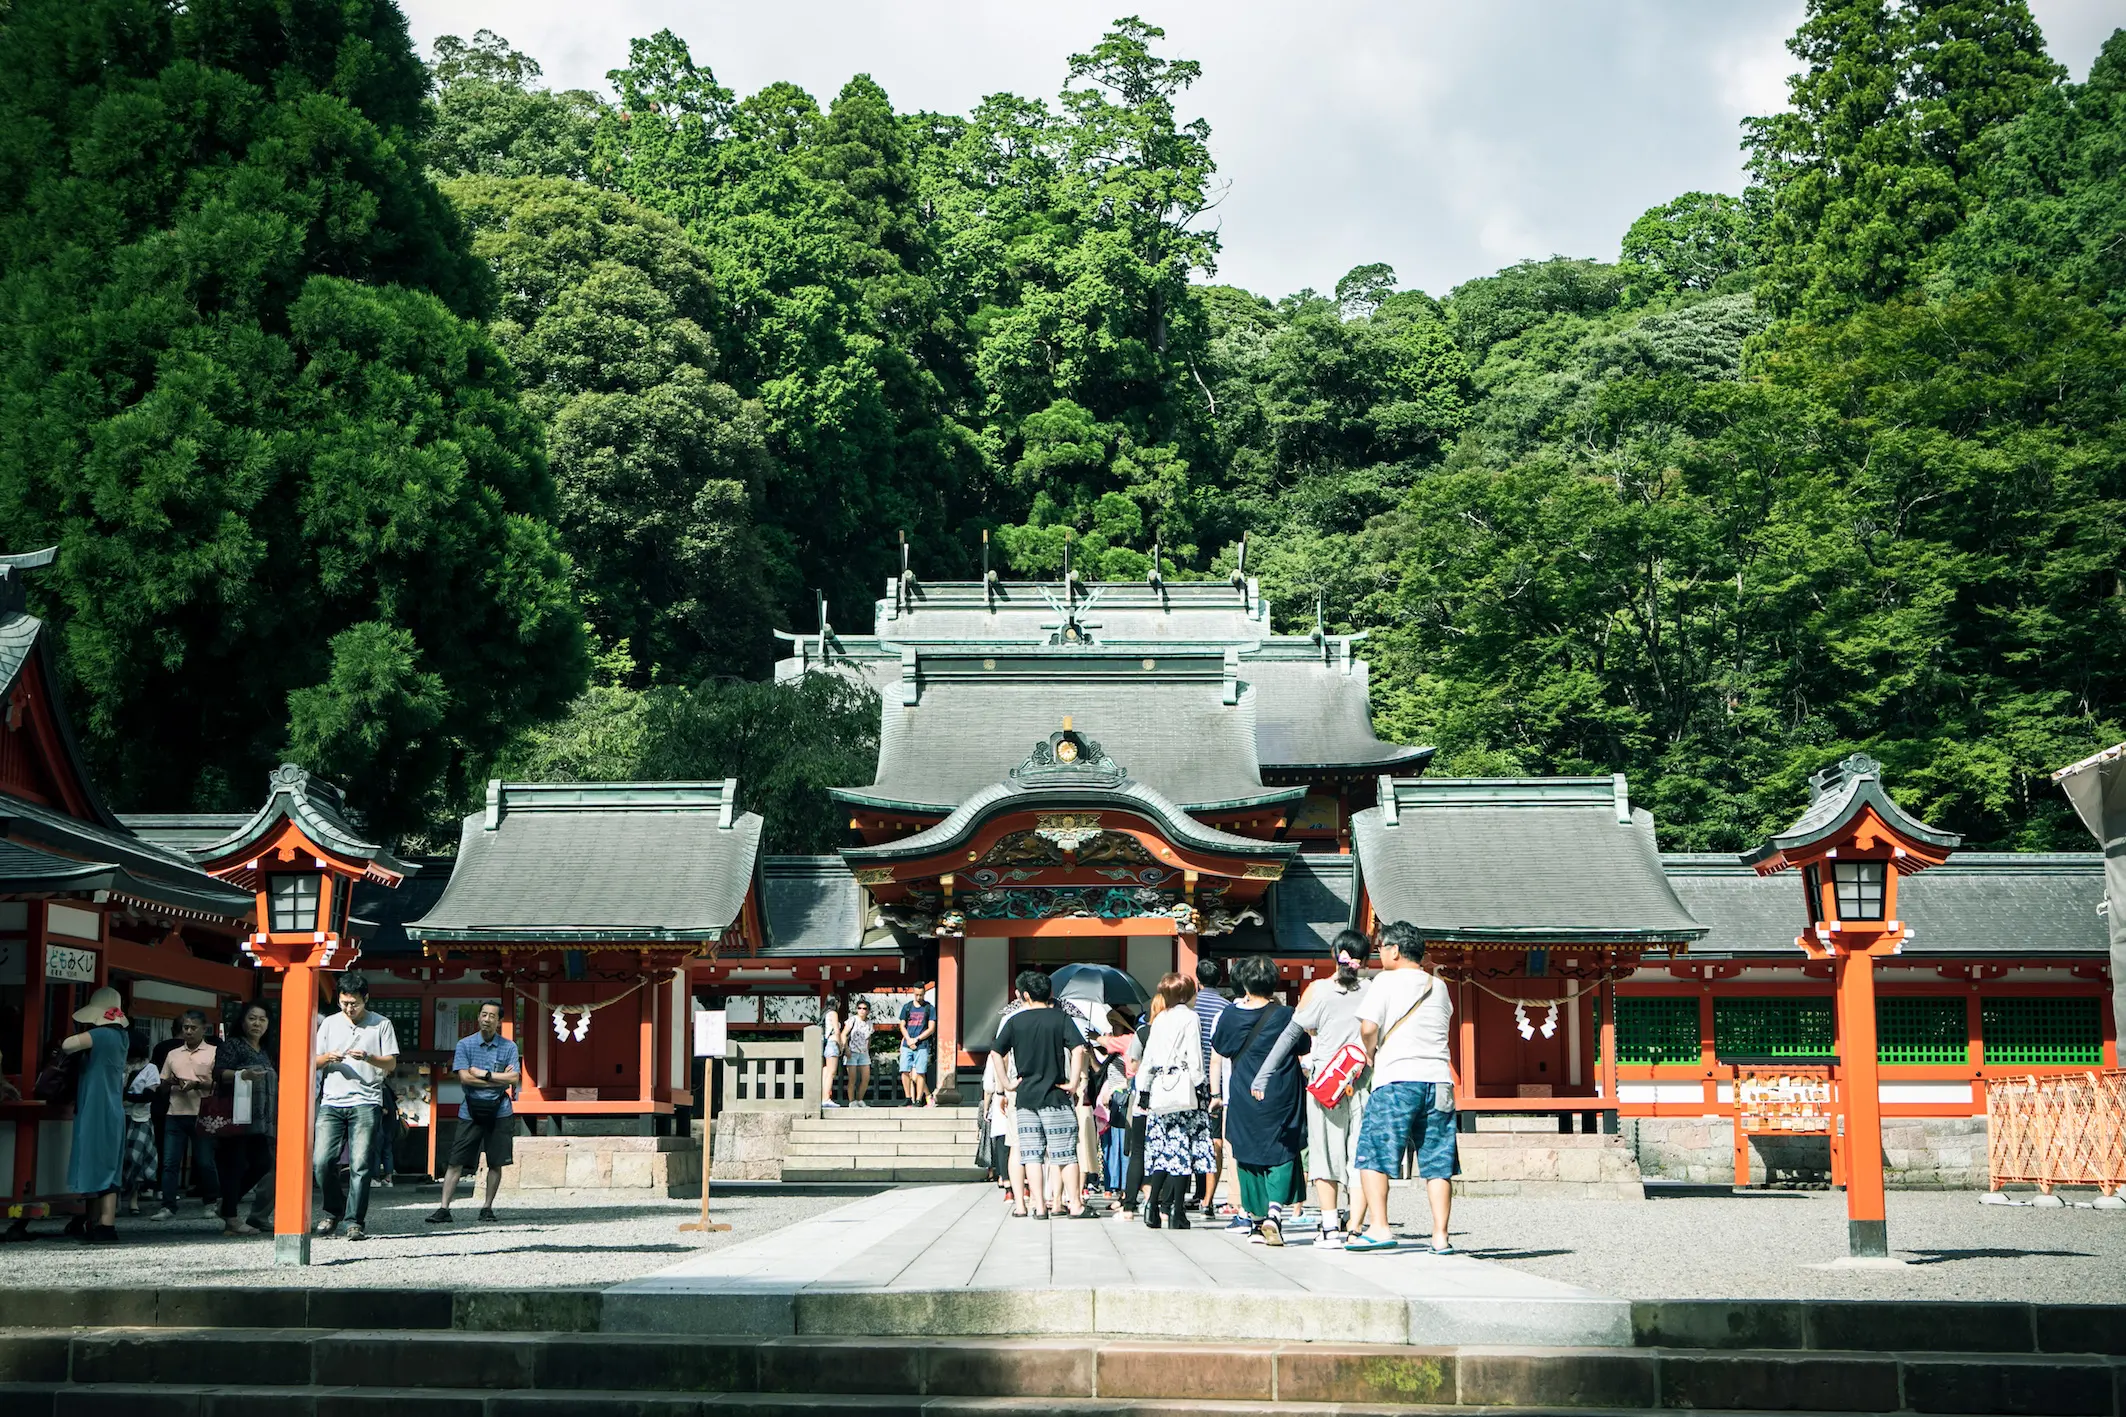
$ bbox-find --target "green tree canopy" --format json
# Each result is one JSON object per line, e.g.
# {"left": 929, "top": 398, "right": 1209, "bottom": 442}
{"left": 498, "top": 672, "right": 880, "bottom": 853}
{"left": 0, "top": 0, "right": 586, "bottom": 835}
{"left": 428, "top": 29, "right": 606, "bottom": 180}
{"left": 444, "top": 176, "right": 773, "bottom": 683}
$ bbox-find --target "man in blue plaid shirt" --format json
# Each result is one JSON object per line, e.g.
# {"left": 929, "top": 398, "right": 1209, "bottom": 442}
{"left": 427, "top": 1003, "right": 520, "bottom": 1223}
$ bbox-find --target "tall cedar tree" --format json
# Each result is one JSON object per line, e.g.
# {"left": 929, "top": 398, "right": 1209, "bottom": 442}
{"left": 0, "top": 0, "right": 586, "bottom": 833}
{"left": 592, "top": 32, "right": 981, "bottom": 622}
{"left": 442, "top": 175, "right": 776, "bottom": 684}
{"left": 1744, "top": 0, "right": 2061, "bottom": 319}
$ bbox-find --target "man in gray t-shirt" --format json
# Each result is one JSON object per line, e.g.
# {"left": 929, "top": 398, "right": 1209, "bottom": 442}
{"left": 311, "top": 972, "right": 398, "bottom": 1240}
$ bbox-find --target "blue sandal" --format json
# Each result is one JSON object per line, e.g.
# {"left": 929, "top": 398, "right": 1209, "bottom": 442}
{"left": 1345, "top": 1234, "right": 1399, "bottom": 1253}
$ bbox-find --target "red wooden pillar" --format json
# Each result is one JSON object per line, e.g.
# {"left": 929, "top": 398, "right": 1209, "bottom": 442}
{"left": 1835, "top": 953, "right": 1887, "bottom": 1255}
{"left": 638, "top": 979, "right": 655, "bottom": 1111}
{"left": 1456, "top": 979, "right": 1477, "bottom": 1099}
{"left": 14, "top": 902, "right": 45, "bottom": 1202}
{"left": 1597, "top": 974, "right": 1619, "bottom": 1114}
{"left": 274, "top": 961, "right": 317, "bottom": 1266}
{"left": 935, "top": 937, "right": 963, "bottom": 1104}
{"left": 1174, "top": 930, "right": 1198, "bottom": 981}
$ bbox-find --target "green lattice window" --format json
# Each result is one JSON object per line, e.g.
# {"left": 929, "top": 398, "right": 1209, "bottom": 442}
{"left": 1982, "top": 997, "right": 2103, "bottom": 1065}
{"left": 365, "top": 996, "right": 425, "bottom": 1053}
{"left": 1714, "top": 997, "right": 1834, "bottom": 1059}
{"left": 1876, "top": 997, "right": 1967, "bottom": 1065}
{"left": 1616, "top": 997, "right": 1701, "bottom": 1064}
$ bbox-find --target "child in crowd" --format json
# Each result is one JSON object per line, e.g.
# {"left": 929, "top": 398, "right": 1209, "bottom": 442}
{"left": 120, "top": 1035, "right": 160, "bottom": 1217}
{"left": 981, "top": 1046, "right": 1014, "bottom": 1194}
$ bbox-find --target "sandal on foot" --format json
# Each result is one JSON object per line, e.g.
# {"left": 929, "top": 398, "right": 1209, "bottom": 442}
{"left": 1345, "top": 1233, "right": 1400, "bottom": 1253}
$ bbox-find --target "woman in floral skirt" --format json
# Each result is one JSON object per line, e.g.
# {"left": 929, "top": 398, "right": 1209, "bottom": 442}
{"left": 1137, "top": 973, "right": 1211, "bottom": 1228}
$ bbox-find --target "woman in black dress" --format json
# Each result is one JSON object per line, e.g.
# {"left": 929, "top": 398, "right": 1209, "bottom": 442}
{"left": 1210, "top": 954, "right": 1308, "bottom": 1245}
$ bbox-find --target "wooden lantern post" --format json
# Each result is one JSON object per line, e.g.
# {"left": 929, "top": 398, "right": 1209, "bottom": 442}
{"left": 1745, "top": 753, "right": 1958, "bottom": 1258}
{"left": 194, "top": 765, "right": 409, "bottom": 1267}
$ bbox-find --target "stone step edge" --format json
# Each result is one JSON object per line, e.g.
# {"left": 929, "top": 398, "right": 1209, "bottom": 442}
{"left": 0, "top": 1384, "right": 1900, "bottom": 1417}
{"left": 6, "top": 1327, "right": 2123, "bottom": 1411}
{"left": 2, "top": 1296, "right": 2122, "bottom": 1359}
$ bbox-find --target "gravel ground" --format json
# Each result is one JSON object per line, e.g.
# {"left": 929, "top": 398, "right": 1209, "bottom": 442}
{"left": 0, "top": 1183, "right": 858, "bottom": 1289}
{"left": 1395, "top": 1186, "right": 2126, "bottom": 1300}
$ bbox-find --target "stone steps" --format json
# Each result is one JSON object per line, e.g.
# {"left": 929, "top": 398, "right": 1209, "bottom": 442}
{"left": 1, "top": 1326, "right": 2119, "bottom": 1414}
{"left": 783, "top": 1107, "right": 988, "bottom": 1182}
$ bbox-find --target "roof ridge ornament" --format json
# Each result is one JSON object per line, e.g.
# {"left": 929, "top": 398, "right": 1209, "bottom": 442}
{"left": 1810, "top": 751, "right": 1882, "bottom": 802}
{"left": 1010, "top": 723, "right": 1127, "bottom": 790}
{"left": 0, "top": 546, "right": 56, "bottom": 615}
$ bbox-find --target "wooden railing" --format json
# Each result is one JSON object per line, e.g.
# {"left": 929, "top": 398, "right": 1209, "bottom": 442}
{"left": 718, "top": 1026, "right": 823, "bottom": 1113}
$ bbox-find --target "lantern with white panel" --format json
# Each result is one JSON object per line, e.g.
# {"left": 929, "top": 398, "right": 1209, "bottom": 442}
{"left": 191, "top": 764, "right": 410, "bottom": 1266}
{"left": 1744, "top": 754, "right": 1959, "bottom": 1259}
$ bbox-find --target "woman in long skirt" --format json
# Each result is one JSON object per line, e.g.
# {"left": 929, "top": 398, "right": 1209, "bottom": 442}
{"left": 62, "top": 986, "right": 130, "bottom": 1242}
{"left": 1212, "top": 955, "right": 1309, "bottom": 1245}
{"left": 1138, "top": 973, "right": 1212, "bottom": 1229}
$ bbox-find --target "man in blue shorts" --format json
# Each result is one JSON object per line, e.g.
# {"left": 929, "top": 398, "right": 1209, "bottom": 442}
{"left": 898, "top": 992, "right": 936, "bottom": 1107}
{"left": 991, "top": 970, "right": 1088, "bottom": 1218}
{"left": 1347, "top": 921, "right": 1458, "bottom": 1253}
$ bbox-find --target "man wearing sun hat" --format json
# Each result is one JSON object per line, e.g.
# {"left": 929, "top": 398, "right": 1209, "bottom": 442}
{"left": 61, "top": 985, "right": 131, "bottom": 1241}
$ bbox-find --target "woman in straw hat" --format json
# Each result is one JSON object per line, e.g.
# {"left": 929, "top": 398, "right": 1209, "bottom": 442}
{"left": 61, "top": 985, "right": 130, "bottom": 1241}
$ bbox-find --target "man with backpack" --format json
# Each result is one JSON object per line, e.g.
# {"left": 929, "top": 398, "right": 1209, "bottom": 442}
{"left": 1346, "top": 921, "right": 1458, "bottom": 1254}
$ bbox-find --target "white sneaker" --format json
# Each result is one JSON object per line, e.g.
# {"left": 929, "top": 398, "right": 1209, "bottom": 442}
{"left": 822, "top": 1100, "right": 841, "bottom": 1109}
{"left": 148, "top": 1208, "right": 175, "bottom": 1222}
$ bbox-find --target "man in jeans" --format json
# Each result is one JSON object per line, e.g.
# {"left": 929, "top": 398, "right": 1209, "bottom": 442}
{"left": 991, "top": 970, "right": 1087, "bottom": 1218}
{"left": 311, "top": 972, "right": 398, "bottom": 1241}
{"left": 1347, "top": 921, "right": 1458, "bottom": 1254}
{"left": 427, "top": 1002, "right": 520, "bottom": 1224}
{"left": 151, "top": 1009, "right": 220, "bottom": 1220}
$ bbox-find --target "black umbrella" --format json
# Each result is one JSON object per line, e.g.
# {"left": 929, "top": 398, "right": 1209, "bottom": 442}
{"left": 1050, "top": 963, "right": 1150, "bottom": 1014}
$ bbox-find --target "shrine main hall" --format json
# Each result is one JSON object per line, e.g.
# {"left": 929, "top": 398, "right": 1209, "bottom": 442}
{"left": 1, "top": 563, "right": 2115, "bottom": 1196}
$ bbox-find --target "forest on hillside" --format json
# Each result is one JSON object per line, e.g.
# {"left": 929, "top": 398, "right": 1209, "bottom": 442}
{"left": 0, "top": 1, "right": 2121, "bottom": 853}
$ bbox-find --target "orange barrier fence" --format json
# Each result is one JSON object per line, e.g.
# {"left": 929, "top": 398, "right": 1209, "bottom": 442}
{"left": 1985, "top": 1070, "right": 2125, "bottom": 1196}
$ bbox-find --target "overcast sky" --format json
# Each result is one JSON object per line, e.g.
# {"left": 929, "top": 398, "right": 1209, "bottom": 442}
{"left": 399, "top": 1, "right": 2121, "bottom": 302}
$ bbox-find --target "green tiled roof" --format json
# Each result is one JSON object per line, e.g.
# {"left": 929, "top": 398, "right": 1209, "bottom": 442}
{"left": 1665, "top": 852, "right": 2105, "bottom": 956}
{"left": 842, "top": 653, "right": 1298, "bottom": 813}
{"left": 1273, "top": 853, "right": 1359, "bottom": 953}
{"left": 1352, "top": 776, "right": 1705, "bottom": 944}
{"left": 1746, "top": 752, "right": 1962, "bottom": 862}
{"left": 779, "top": 578, "right": 1431, "bottom": 784}
{"left": 411, "top": 780, "right": 763, "bottom": 943}
{"left": 871, "top": 578, "right": 1271, "bottom": 642}
{"left": 0, "top": 834, "right": 253, "bottom": 920}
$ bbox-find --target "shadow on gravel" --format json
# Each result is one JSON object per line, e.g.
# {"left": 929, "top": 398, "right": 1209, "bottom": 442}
{"left": 1905, "top": 1247, "right": 2092, "bottom": 1264}
{"left": 1462, "top": 1248, "right": 1576, "bottom": 1261}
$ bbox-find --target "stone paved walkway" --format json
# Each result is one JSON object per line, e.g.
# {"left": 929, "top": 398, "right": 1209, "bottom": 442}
{"left": 604, "top": 1183, "right": 1629, "bottom": 1346}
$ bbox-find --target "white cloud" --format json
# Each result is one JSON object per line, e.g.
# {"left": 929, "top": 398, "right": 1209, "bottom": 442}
{"left": 400, "top": 0, "right": 2118, "bottom": 301}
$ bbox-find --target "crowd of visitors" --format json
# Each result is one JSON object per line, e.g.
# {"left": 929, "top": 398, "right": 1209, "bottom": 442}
{"left": 40, "top": 969, "right": 530, "bottom": 1245}
{"left": 39, "top": 925, "right": 1458, "bottom": 1251}
{"left": 979, "top": 921, "right": 1462, "bottom": 1250}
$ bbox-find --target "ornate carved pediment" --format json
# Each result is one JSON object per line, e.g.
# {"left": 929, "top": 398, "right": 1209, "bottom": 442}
{"left": 1035, "top": 812, "right": 1103, "bottom": 851}
{"left": 1010, "top": 727, "right": 1126, "bottom": 790}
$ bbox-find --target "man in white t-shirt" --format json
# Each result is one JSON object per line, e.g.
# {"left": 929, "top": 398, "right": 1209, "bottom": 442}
{"left": 1346, "top": 921, "right": 1457, "bottom": 1254}
{"left": 311, "top": 972, "right": 398, "bottom": 1241}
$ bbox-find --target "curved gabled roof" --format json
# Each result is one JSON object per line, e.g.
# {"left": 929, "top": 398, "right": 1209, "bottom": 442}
{"left": 1352, "top": 776, "right": 1705, "bottom": 944}
{"left": 192, "top": 764, "right": 409, "bottom": 882}
{"left": 412, "top": 780, "right": 762, "bottom": 943}
{"left": 842, "top": 772, "right": 1300, "bottom": 867}
{"left": 1743, "top": 753, "right": 1962, "bottom": 865}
